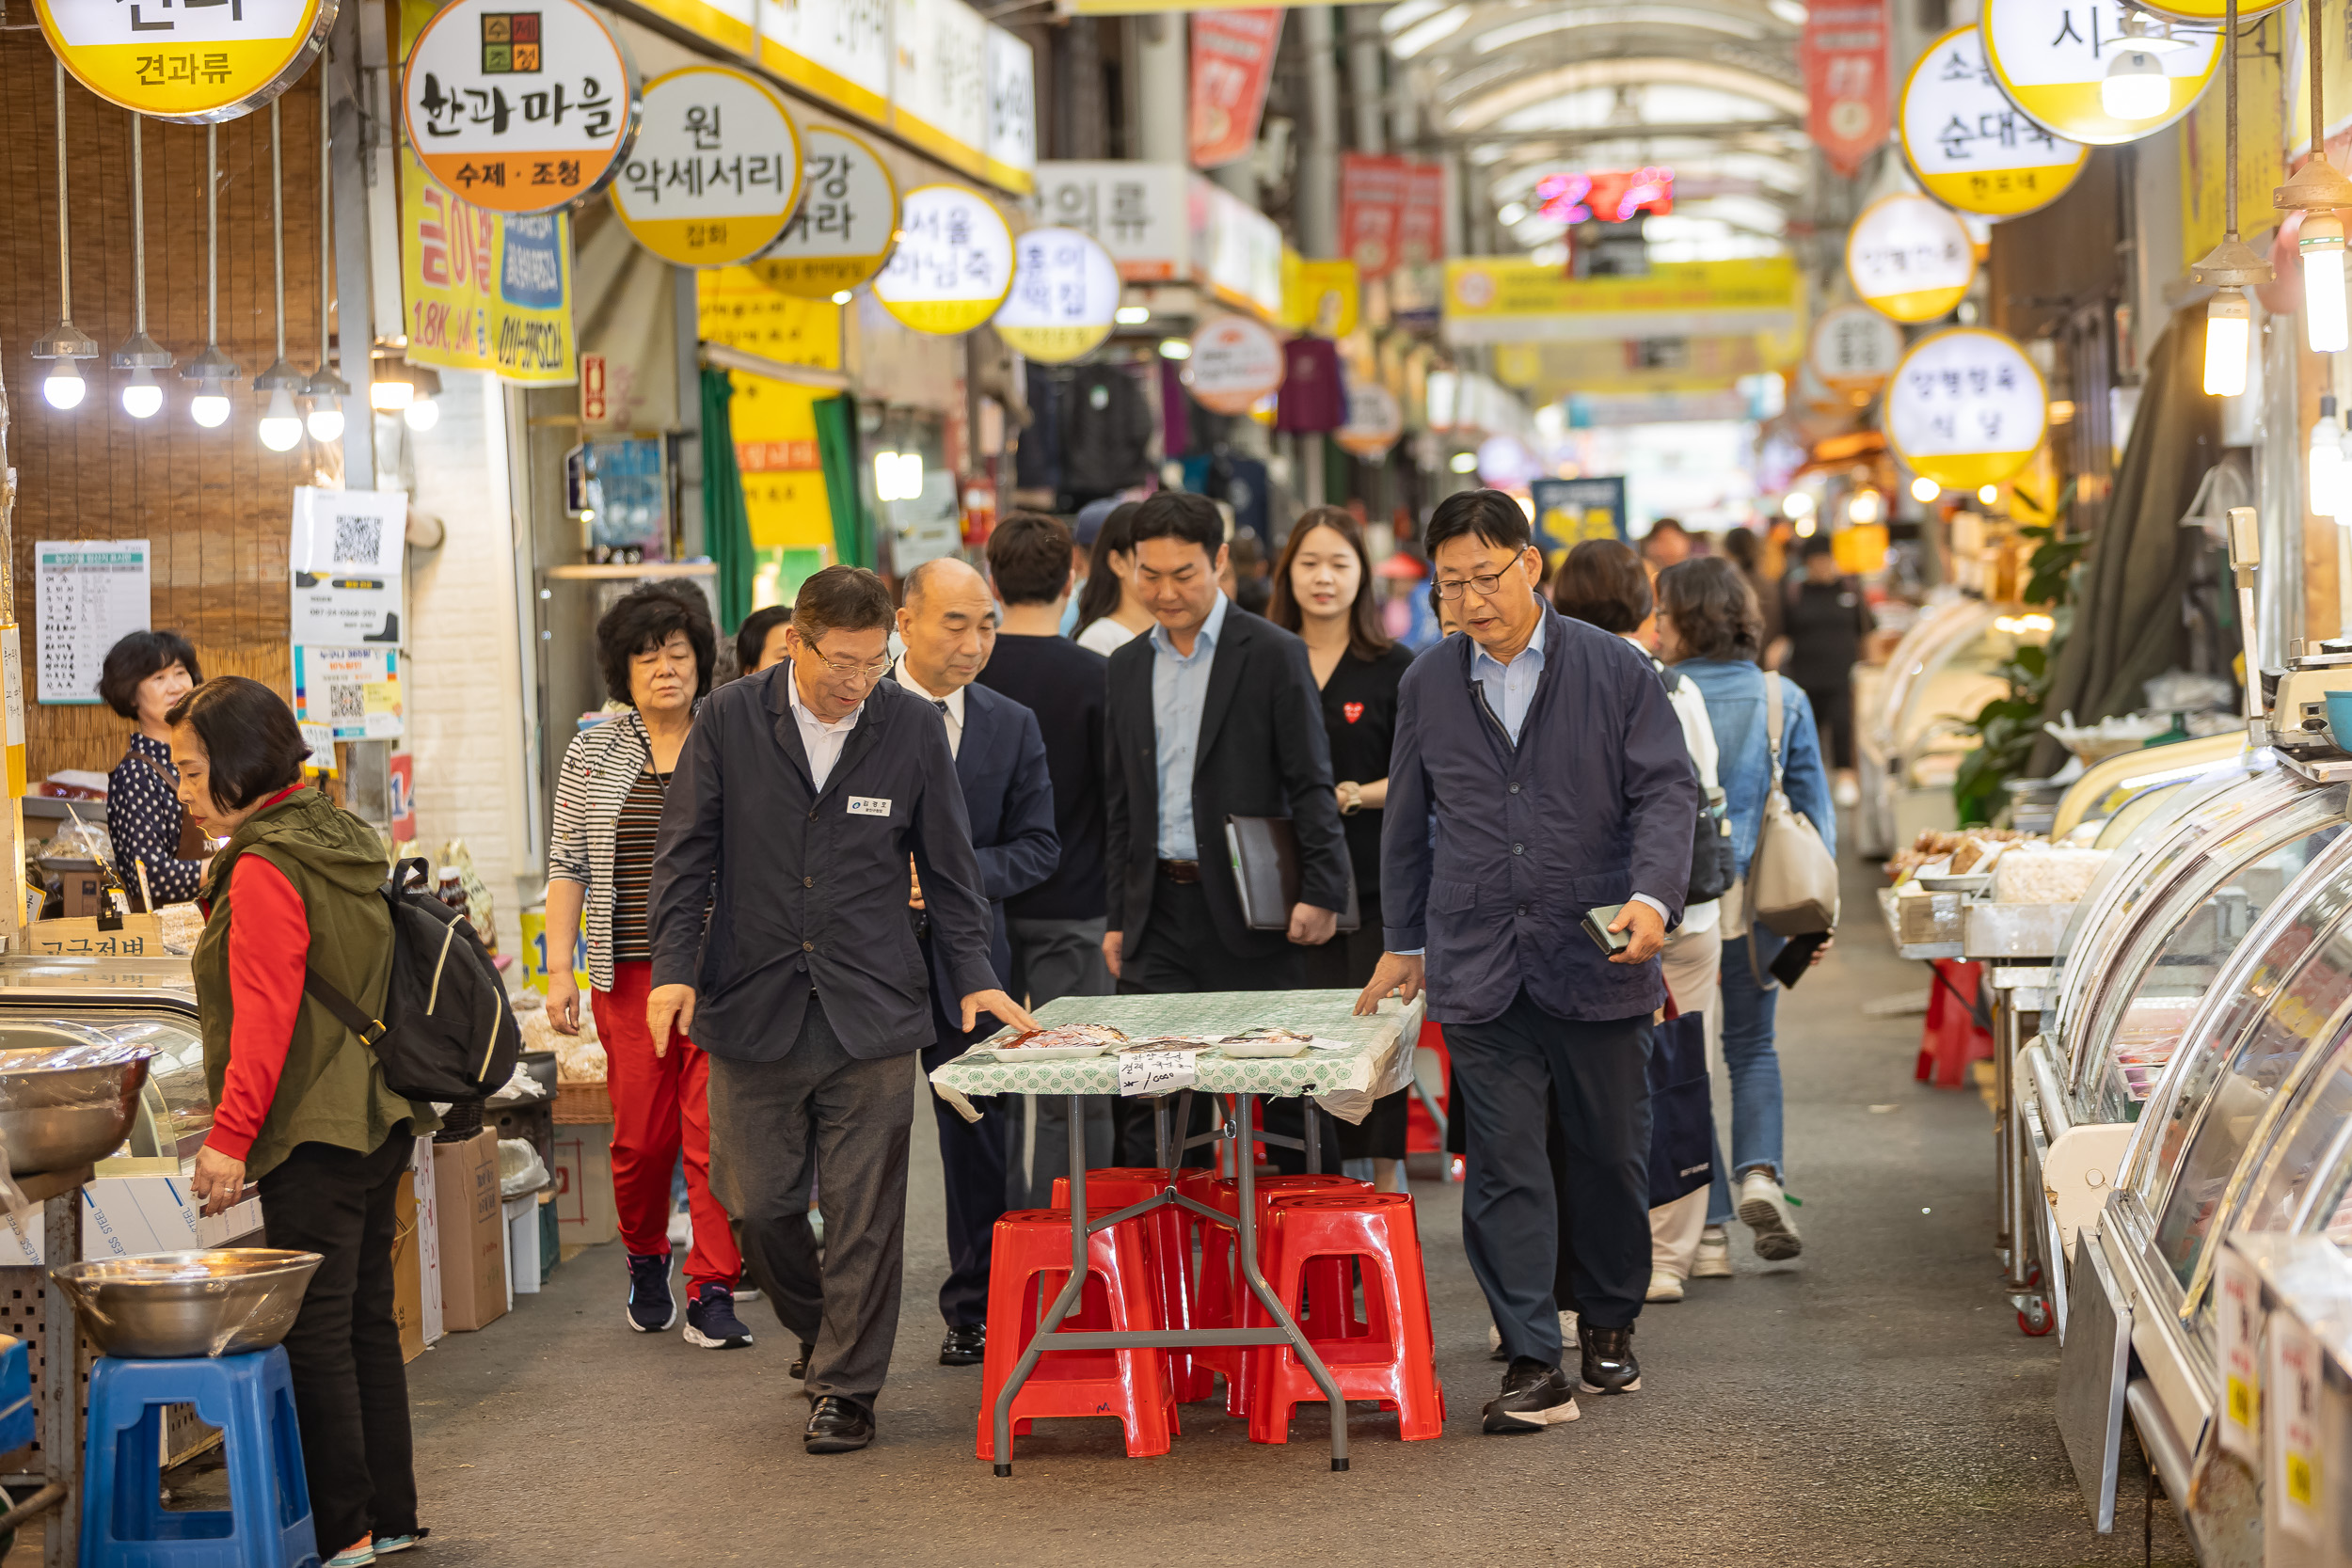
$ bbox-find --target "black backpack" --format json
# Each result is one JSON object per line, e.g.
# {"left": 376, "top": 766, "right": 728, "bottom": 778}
{"left": 301, "top": 858, "right": 521, "bottom": 1103}
{"left": 1659, "top": 665, "right": 1736, "bottom": 906}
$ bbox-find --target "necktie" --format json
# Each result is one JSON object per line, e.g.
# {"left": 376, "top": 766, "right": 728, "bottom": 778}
{"left": 935, "top": 700, "right": 949, "bottom": 714}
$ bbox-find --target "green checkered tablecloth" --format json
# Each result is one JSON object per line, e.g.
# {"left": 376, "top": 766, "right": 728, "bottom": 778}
{"left": 927, "top": 990, "right": 1425, "bottom": 1124}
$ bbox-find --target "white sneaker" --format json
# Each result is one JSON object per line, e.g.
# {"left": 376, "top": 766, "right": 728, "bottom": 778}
{"left": 1646, "top": 1270, "right": 1686, "bottom": 1303}
{"left": 1487, "top": 1311, "right": 1579, "bottom": 1357}
{"left": 667, "top": 1208, "right": 691, "bottom": 1248}
{"left": 1692, "top": 1227, "right": 1733, "bottom": 1279}
{"left": 1737, "top": 1170, "right": 1804, "bottom": 1260}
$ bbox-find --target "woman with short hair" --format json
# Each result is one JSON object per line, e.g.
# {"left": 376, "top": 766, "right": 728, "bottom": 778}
{"left": 545, "top": 583, "right": 751, "bottom": 1349}
{"left": 100, "top": 629, "right": 208, "bottom": 908}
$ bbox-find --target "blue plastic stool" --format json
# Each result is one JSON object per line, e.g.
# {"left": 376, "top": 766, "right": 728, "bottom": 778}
{"left": 79, "top": 1347, "right": 321, "bottom": 1568}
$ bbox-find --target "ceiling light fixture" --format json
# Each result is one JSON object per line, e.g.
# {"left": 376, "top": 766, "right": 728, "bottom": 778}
{"left": 304, "top": 75, "right": 349, "bottom": 444}
{"left": 183, "top": 123, "right": 241, "bottom": 430}
{"left": 31, "top": 62, "right": 99, "bottom": 414}
{"left": 111, "top": 111, "right": 172, "bottom": 420}
{"left": 2196, "top": 0, "right": 2268, "bottom": 398}
{"left": 1910, "top": 477, "right": 1940, "bottom": 503}
{"left": 2275, "top": 0, "right": 2352, "bottom": 353}
{"left": 255, "top": 99, "right": 306, "bottom": 452}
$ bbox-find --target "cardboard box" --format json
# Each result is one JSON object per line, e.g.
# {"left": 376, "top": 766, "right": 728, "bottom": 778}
{"left": 0, "top": 1174, "right": 263, "bottom": 1264}
{"left": 414, "top": 1136, "right": 444, "bottom": 1347}
{"left": 431, "top": 1129, "right": 507, "bottom": 1332}
{"left": 550, "top": 1122, "right": 617, "bottom": 1246}
{"left": 390, "top": 1174, "right": 424, "bottom": 1361}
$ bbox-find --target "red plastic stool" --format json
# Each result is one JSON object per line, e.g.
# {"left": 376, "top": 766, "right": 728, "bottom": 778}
{"left": 1195, "top": 1175, "right": 1369, "bottom": 1417}
{"left": 1048, "top": 1168, "right": 1209, "bottom": 1402}
{"left": 1248, "top": 1192, "right": 1444, "bottom": 1446}
{"left": 977, "top": 1208, "right": 1177, "bottom": 1461}
{"left": 1915, "top": 958, "right": 1994, "bottom": 1088}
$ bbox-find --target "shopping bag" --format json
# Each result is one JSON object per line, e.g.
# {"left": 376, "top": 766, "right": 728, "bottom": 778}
{"left": 1646, "top": 1011, "right": 1713, "bottom": 1205}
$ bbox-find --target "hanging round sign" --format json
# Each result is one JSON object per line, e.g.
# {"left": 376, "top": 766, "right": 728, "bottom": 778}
{"left": 610, "top": 67, "right": 801, "bottom": 267}
{"left": 1808, "top": 304, "right": 1907, "bottom": 395}
{"left": 871, "top": 184, "right": 1017, "bottom": 336}
{"left": 756, "top": 125, "right": 899, "bottom": 299}
{"left": 1336, "top": 375, "right": 1404, "bottom": 458}
{"left": 1846, "top": 193, "right": 1978, "bottom": 324}
{"left": 1980, "top": 0, "right": 2220, "bottom": 147}
{"left": 1900, "top": 26, "right": 2090, "bottom": 217}
{"left": 1184, "top": 317, "right": 1285, "bottom": 415}
{"left": 993, "top": 227, "right": 1120, "bottom": 363}
{"left": 2133, "top": 0, "right": 2286, "bottom": 18}
{"left": 36, "top": 0, "right": 332, "bottom": 122}
{"left": 1884, "top": 327, "right": 2049, "bottom": 490}
{"left": 401, "top": 0, "right": 640, "bottom": 215}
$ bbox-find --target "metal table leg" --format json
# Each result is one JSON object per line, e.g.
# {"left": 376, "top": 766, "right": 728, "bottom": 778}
{"left": 43, "top": 1188, "right": 77, "bottom": 1567}
{"left": 1232, "top": 1094, "right": 1348, "bottom": 1471}
{"left": 1302, "top": 1102, "right": 1321, "bottom": 1175}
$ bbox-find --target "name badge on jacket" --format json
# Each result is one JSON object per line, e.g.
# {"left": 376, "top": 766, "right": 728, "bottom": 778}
{"left": 848, "top": 797, "right": 893, "bottom": 817}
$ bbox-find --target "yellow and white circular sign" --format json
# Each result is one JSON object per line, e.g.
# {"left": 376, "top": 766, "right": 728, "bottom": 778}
{"left": 1884, "top": 327, "right": 2049, "bottom": 490}
{"left": 611, "top": 68, "right": 801, "bottom": 267}
{"left": 1808, "top": 304, "right": 1906, "bottom": 394}
{"left": 993, "top": 228, "right": 1120, "bottom": 364}
{"left": 1981, "top": 0, "right": 2220, "bottom": 146}
{"left": 2134, "top": 0, "right": 2285, "bottom": 18}
{"left": 37, "top": 0, "right": 332, "bottom": 122}
{"left": 1184, "top": 317, "right": 1285, "bottom": 415}
{"left": 1847, "top": 193, "right": 1978, "bottom": 324}
{"left": 402, "top": 0, "right": 640, "bottom": 215}
{"left": 872, "top": 184, "right": 1016, "bottom": 336}
{"left": 758, "top": 126, "right": 899, "bottom": 299}
{"left": 1900, "top": 26, "right": 2089, "bottom": 217}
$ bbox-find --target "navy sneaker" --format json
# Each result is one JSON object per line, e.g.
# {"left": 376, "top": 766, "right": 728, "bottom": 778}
{"left": 684, "top": 1282, "right": 755, "bottom": 1349}
{"left": 626, "top": 1251, "right": 676, "bottom": 1333}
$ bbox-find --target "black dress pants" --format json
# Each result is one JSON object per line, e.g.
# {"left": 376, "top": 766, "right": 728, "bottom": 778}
{"left": 920, "top": 1028, "right": 1009, "bottom": 1330}
{"left": 258, "top": 1130, "right": 421, "bottom": 1554}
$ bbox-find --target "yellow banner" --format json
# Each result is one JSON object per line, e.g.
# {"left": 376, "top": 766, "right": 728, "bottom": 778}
{"left": 1441, "top": 256, "right": 1799, "bottom": 345}
{"left": 1283, "top": 257, "right": 1360, "bottom": 338}
{"left": 397, "top": 147, "right": 579, "bottom": 384}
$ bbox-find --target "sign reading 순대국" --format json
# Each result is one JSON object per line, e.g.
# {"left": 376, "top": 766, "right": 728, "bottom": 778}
{"left": 758, "top": 125, "right": 900, "bottom": 299}
{"left": 1899, "top": 25, "right": 2088, "bottom": 217}
{"left": 35, "top": 0, "right": 331, "bottom": 121}
{"left": 993, "top": 227, "right": 1120, "bottom": 363}
{"left": 1883, "top": 327, "right": 2048, "bottom": 491}
{"left": 611, "top": 66, "right": 802, "bottom": 267}
{"left": 1846, "top": 193, "right": 1977, "bottom": 324}
{"left": 403, "top": 0, "right": 642, "bottom": 214}
{"left": 871, "top": 184, "right": 1016, "bottom": 335}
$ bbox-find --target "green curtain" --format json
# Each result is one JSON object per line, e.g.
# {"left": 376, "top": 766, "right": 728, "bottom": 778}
{"left": 812, "top": 393, "right": 871, "bottom": 568}
{"left": 700, "top": 367, "right": 755, "bottom": 635}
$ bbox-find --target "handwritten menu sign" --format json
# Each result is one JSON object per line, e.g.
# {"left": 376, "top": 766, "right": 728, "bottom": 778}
{"left": 37, "top": 540, "right": 150, "bottom": 705}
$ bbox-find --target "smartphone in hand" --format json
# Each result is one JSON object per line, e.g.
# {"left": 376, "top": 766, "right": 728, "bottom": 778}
{"left": 1769, "top": 931, "right": 1831, "bottom": 988}
{"left": 1581, "top": 903, "right": 1631, "bottom": 957}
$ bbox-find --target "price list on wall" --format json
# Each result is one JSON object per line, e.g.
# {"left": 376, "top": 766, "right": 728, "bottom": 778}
{"left": 36, "top": 540, "right": 151, "bottom": 705}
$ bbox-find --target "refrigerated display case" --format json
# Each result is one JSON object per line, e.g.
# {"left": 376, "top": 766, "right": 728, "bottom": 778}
{"left": 1856, "top": 595, "right": 2012, "bottom": 857}
{"left": 0, "top": 954, "right": 209, "bottom": 1168}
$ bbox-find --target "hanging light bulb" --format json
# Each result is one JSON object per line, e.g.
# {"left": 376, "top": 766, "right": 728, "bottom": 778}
{"left": 2204, "top": 288, "right": 2253, "bottom": 396}
{"left": 1848, "top": 488, "right": 1883, "bottom": 525}
{"left": 253, "top": 98, "right": 307, "bottom": 452}
{"left": 370, "top": 356, "right": 417, "bottom": 411}
{"left": 871, "top": 449, "right": 900, "bottom": 500}
{"left": 2313, "top": 396, "right": 2349, "bottom": 518}
{"left": 2195, "top": 0, "right": 2273, "bottom": 398}
{"left": 1978, "top": 484, "right": 2000, "bottom": 505}
{"left": 404, "top": 396, "right": 440, "bottom": 433}
{"left": 120, "top": 366, "right": 163, "bottom": 420}
{"left": 2276, "top": 0, "right": 2352, "bottom": 352}
{"left": 257, "top": 387, "right": 303, "bottom": 451}
{"left": 30, "top": 62, "right": 98, "bottom": 416}
{"left": 41, "top": 360, "right": 87, "bottom": 411}
{"left": 188, "top": 372, "right": 232, "bottom": 429}
{"left": 303, "top": 73, "right": 351, "bottom": 446}
{"left": 2102, "top": 50, "right": 2170, "bottom": 121}
{"left": 182, "top": 124, "right": 242, "bottom": 427}
{"left": 1910, "top": 476, "right": 1941, "bottom": 503}
{"left": 111, "top": 111, "right": 173, "bottom": 422}
{"left": 304, "top": 395, "right": 346, "bottom": 443}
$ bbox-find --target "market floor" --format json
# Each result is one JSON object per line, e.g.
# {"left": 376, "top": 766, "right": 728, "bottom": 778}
{"left": 391, "top": 852, "right": 2190, "bottom": 1568}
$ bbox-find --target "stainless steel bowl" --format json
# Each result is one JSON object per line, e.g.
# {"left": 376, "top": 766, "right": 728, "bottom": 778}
{"left": 0, "top": 1024, "right": 154, "bottom": 1174}
{"left": 51, "top": 1250, "right": 323, "bottom": 1358}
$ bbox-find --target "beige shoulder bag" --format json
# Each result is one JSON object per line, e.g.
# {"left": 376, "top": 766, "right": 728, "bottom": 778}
{"left": 1746, "top": 673, "right": 1840, "bottom": 937}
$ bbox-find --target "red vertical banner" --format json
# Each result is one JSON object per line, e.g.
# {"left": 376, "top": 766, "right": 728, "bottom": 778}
{"left": 1804, "top": 0, "right": 1888, "bottom": 178}
{"left": 1190, "top": 9, "right": 1283, "bottom": 169}
{"left": 1339, "top": 153, "right": 1411, "bottom": 277}
{"left": 1394, "top": 160, "right": 1448, "bottom": 268}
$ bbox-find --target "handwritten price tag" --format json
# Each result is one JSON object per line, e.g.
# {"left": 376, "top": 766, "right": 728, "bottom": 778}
{"left": 1118, "top": 1050, "right": 1197, "bottom": 1098}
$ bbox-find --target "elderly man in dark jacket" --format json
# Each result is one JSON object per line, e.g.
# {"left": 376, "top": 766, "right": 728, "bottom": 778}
{"left": 1359, "top": 489, "right": 1696, "bottom": 1436}
{"left": 648, "top": 565, "right": 1037, "bottom": 1456}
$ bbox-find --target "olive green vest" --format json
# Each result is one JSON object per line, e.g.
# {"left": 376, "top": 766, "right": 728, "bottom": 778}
{"left": 192, "top": 786, "right": 439, "bottom": 1179}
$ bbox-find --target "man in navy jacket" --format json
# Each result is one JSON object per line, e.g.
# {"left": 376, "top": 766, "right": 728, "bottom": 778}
{"left": 891, "top": 558, "right": 1059, "bottom": 1370}
{"left": 1358, "top": 490, "right": 1695, "bottom": 1435}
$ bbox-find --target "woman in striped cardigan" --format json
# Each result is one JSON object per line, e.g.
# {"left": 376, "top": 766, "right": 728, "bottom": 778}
{"left": 545, "top": 583, "right": 752, "bottom": 1351}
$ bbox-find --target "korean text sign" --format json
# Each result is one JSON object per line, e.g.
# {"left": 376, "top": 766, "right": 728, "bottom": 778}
{"left": 400, "top": 147, "right": 578, "bottom": 384}
{"left": 36, "top": 0, "right": 328, "bottom": 121}
{"left": 757, "top": 125, "right": 899, "bottom": 298}
{"left": 403, "top": 0, "right": 641, "bottom": 214}
{"left": 1883, "top": 328, "right": 2047, "bottom": 491}
{"left": 871, "top": 183, "right": 1015, "bottom": 335}
{"left": 1899, "top": 24, "right": 2086, "bottom": 216}
{"left": 612, "top": 66, "right": 803, "bottom": 266}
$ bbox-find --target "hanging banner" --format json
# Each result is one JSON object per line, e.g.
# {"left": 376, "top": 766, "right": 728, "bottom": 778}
{"left": 1900, "top": 25, "right": 2089, "bottom": 217}
{"left": 871, "top": 183, "right": 1017, "bottom": 335}
{"left": 1803, "top": 0, "right": 1889, "bottom": 178}
{"left": 1883, "top": 327, "right": 2047, "bottom": 490}
{"left": 1190, "top": 9, "right": 1281, "bottom": 169}
{"left": 402, "top": 0, "right": 641, "bottom": 214}
{"left": 1396, "top": 160, "right": 1447, "bottom": 268}
{"left": 1184, "top": 316, "right": 1284, "bottom": 414}
{"left": 35, "top": 0, "right": 332, "bottom": 122}
{"left": 611, "top": 66, "right": 802, "bottom": 267}
{"left": 1808, "top": 303, "right": 1906, "bottom": 394}
{"left": 1980, "top": 0, "right": 2220, "bottom": 146}
{"left": 399, "top": 148, "right": 578, "bottom": 383}
{"left": 1284, "top": 258, "right": 1359, "bottom": 338}
{"left": 1530, "top": 477, "right": 1629, "bottom": 549}
{"left": 758, "top": 125, "right": 899, "bottom": 299}
{"left": 1340, "top": 153, "right": 1411, "bottom": 279}
{"left": 1442, "top": 256, "right": 1801, "bottom": 344}
{"left": 993, "top": 227, "right": 1120, "bottom": 363}
{"left": 1846, "top": 193, "right": 1977, "bottom": 324}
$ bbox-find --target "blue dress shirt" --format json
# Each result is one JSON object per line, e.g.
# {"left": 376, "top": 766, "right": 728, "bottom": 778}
{"left": 1470, "top": 614, "right": 1547, "bottom": 742}
{"left": 1149, "top": 591, "right": 1231, "bottom": 861}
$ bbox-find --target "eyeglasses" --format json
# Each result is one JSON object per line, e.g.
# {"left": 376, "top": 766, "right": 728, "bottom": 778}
{"left": 800, "top": 644, "right": 893, "bottom": 682}
{"left": 1434, "top": 571, "right": 1514, "bottom": 601}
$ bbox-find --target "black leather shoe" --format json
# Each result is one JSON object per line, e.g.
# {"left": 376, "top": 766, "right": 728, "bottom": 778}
{"left": 788, "top": 1341, "right": 815, "bottom": 1380}
{"left": 1481, "top": 1357, "right": 1579, "bottom": 1433}
{"left": 1579, "top": 1323, "right": 1641, "bottom": 1395}
{"left": 804, "top": 1395, "right": 875, "bottom": 1453}
{"left": 939, "top": 1324, "right": 986, "bottom": 1366}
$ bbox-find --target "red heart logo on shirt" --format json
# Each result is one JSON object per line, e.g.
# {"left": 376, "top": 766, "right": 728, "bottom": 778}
{"left": 1343, "top": 703, "right": 1365, "bottom": 723}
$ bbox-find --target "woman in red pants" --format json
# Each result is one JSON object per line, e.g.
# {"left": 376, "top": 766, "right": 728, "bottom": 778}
{"left": 545, "top": 583, "right": 752, "bottom": 1349}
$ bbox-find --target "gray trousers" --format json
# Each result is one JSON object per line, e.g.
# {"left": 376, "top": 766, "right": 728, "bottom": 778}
{"left": 1005, "top": 915, "right": 1116, "bottom": 1208}
{"left": 707, "top": 999, "right": 914, "bottom": 1414}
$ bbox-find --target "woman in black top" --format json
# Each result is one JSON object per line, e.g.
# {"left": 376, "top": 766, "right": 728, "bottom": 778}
{"left": 1267, "top": 507, "right": 1415, "bottom": 1184}
{"left": 101, "top": 629, "right": 207, "bottom": 908}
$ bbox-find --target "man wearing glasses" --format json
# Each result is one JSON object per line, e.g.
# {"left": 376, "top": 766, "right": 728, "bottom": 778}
{"left": 1356, "top": 490, "right": 1694, "bottom": 1436}
{"left": 648, "top": 565, "right": 1038, "bottom": 1455}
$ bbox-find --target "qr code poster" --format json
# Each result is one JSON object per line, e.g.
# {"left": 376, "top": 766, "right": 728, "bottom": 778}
{"left": 294, "top": 646, "right": 403, "bottom": 741}
{"left": 290, "top": 487, "right": 405, "bottom": 647}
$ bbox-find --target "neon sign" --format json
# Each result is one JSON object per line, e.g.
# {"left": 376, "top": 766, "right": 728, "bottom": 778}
{"left": 1534, "top": 166, "right": 1676, "bottom": 225}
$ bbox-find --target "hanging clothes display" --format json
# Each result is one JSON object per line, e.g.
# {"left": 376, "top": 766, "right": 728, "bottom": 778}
{"left": 1275, "top": 337, "right": 1345, "bottom": 434}
{"left": 1062, "top": 363, "right": 1155, "bottom": 506}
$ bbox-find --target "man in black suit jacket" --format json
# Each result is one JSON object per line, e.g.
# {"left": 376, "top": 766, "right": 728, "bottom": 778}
{"left": 1104, "top": 492, "right": 1350, "bottom": 1164}
{"left": 892, "top": 557, "right": 1059, "bottom": 1370}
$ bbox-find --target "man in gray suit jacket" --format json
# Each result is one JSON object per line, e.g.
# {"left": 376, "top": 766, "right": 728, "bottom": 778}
{"left": 648, "top": 566, "right": 1037, "bottom": 1455}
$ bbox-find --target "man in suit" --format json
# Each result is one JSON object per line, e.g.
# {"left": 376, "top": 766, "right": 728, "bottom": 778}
{"left": 647, "top": 565, "right": 1039, "bottom": 1455}
{"left": 1357, "top": 489, "right": 1695, "bottom": 1435}
{"left": 1104, "top": 491, "right": 1350, "bottom": 1165}
{"left": 891, "top": 557, "right": 1058, "bottom": 1369}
